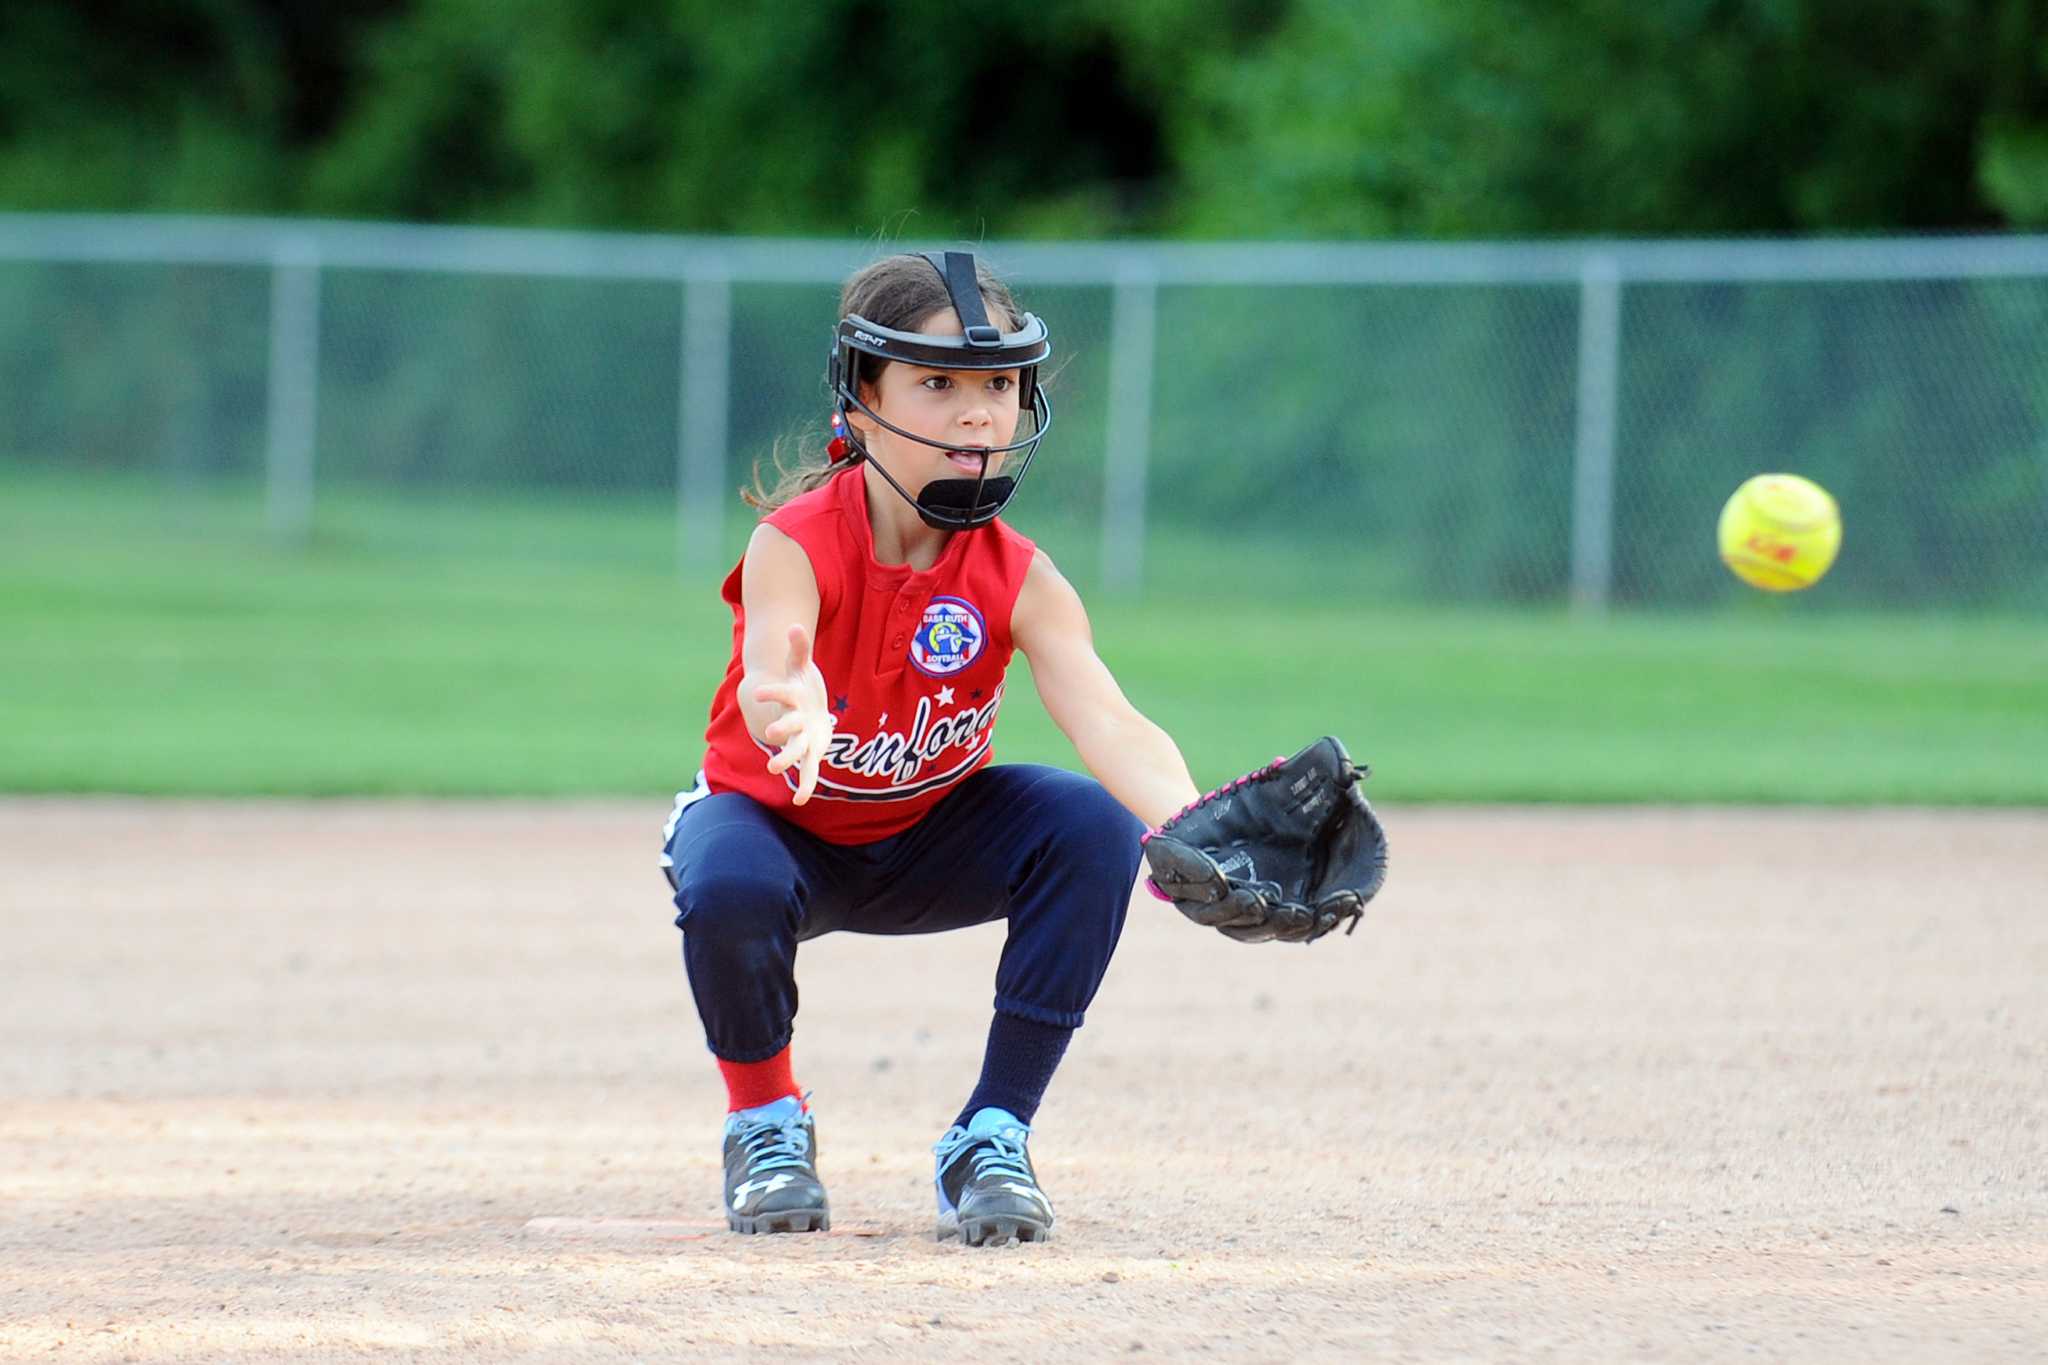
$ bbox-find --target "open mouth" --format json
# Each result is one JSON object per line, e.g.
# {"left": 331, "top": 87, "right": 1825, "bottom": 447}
{"left": 946, "top": 450, "right": 994, "bottom": 475}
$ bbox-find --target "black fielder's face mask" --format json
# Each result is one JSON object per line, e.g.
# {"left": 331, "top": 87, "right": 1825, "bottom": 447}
{"left": 828, "top": 251, "right": 1054, "bottom": 532}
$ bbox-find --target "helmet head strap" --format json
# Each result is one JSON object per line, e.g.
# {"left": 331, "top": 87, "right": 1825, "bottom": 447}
{"left": 925, "top": 250, "right": 1003, "bottom": 348}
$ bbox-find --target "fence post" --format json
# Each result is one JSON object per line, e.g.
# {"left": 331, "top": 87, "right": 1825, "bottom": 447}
{"left": 679, "top": 262, "right": 733, "bottom": 573}
{"left": 264, "top": 237, "right": 321, "bottom": 543}
{"left": 1101, "top": 261, "right": 1158, "bottom": 596}
{"left": 1571, "top": 254, "right": 1623, "bottom": 613}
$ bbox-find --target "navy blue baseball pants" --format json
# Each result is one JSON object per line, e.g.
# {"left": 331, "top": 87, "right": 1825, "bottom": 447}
{"left": 662, "top": 764, "right": 1146, "bottom": 1063}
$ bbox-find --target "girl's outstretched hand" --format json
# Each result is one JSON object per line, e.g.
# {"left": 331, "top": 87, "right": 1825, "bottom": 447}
{"left": 753, "top": 623, "right": 834, "bottom": 805}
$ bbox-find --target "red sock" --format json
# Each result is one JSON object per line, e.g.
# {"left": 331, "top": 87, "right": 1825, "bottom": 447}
{"left": 717, "top": 1045, "right": 800, "bottom": 1113}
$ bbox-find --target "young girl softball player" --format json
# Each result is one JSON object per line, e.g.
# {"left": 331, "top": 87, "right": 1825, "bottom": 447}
{"left": 661, "top": 250, "right": 1202, "bottom": 1245}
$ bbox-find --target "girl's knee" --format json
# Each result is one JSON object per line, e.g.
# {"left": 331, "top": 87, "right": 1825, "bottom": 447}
{"left": 672, "top": 866, "right": 800, "bottom": 942}
{"left": 1040, "top": 774, "right": 1146, "bottom": 872}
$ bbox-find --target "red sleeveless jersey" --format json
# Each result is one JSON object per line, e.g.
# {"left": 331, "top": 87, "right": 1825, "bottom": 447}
{"left": 699, "top": 466, "right": 1038, "bottom": 845}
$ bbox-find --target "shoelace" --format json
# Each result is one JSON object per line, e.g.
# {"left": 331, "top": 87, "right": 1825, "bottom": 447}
{"left": 734, "top": 1114, "right": 812, "bottom": 1174}
{"left": 1141, "top": 755, "right": 1287, "bottom": 843}
{"left": 937, "top": 1128, "right": 1032, "bottom": 1186}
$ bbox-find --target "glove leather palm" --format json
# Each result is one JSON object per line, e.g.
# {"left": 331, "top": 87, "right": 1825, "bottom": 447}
{"left": 1142, "top": 736, "right": 1388, "bottom": 944}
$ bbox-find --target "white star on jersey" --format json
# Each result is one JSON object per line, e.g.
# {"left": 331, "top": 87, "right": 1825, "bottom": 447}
{"left": 936, "top": 686, "right": 955, "bottom": 705}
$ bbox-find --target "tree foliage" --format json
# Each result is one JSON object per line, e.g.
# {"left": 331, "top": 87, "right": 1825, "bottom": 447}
{"left": 3, "top": 0, "right": 2043, "bottom": 234}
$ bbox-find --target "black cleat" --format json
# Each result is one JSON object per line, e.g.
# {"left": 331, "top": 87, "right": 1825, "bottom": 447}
{"left": 933, "top": 1107, "right": 1053, "bottom": 1246}
{"left": 723, "top": 1095, "right": 829, "bottom": 1234}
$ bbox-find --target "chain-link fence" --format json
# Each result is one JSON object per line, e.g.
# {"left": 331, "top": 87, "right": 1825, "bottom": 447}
{"left": 3, "top": 217, "right": 2045, "bottom": 610}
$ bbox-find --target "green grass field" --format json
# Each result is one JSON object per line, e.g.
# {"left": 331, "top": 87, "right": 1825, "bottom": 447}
{"left": 5, "top": 467, "right": 2045, "bottom": 802}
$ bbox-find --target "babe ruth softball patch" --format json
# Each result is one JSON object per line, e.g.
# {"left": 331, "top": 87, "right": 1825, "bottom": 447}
{"left": 909, "top": 596, "right": 987, "bottom": 678}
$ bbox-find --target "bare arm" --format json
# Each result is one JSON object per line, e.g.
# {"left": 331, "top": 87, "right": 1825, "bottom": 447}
{"left": 1011, "top": 550, "right": 1200, "bottom": 829}
{"left": 737, "top": 523, "right": 833, "bottom": 804}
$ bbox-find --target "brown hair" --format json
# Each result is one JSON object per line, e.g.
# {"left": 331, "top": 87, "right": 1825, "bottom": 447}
{"left": 742, "top": 253, "right": 1028, "bottom": 514}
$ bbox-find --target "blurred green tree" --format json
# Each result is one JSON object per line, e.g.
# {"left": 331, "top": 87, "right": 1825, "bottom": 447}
{"left": 4, "top": 0, "right": 2041, "bottom": 234}
{"left": 1167, "top": 0, "right": 2048, "bottom": 235}
{"left": 0, "top": 0, "right": 405, "bottom": 212}
{"left": 300, "top": 0, "right": 1199, "bottom": 235}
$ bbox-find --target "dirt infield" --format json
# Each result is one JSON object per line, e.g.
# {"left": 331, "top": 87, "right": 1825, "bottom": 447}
{"left": 3, "top": 800, "right": 2043, "bottom": 1362}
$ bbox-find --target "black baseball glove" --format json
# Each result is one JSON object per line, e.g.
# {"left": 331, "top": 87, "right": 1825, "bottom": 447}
{"left": 1141, "top": 736, "right": 1388, "bottom": 944}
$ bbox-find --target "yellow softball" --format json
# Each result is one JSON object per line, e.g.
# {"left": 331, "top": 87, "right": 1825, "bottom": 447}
{"left": 1717, "top": 474, "right": 1842, "bottom": 592}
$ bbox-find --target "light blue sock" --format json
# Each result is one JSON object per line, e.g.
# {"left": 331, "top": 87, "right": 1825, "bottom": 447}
{"left": 726, "top": 1093, "right": 805, "bottom": 1132}
{"left": 961, "top": 1106, "right": 1027, "bottom": 1139}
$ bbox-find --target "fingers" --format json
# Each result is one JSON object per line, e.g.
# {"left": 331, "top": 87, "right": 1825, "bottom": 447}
{"left": 792, "top": 743, "right": 822, "bottom": 806}
{"left": 764, "top": 715, "right": 832, "bottom": 807}
{"left": 766, "top": 732, "right": 824, "bottom": 805}
{"left": 754, "top": 631, "right": 829, "bottom": 805}
{"left": 764, "top": 736, "right": 804, "bottom": 776}
{"left": 753, "top": 682, "right": 803, "bottom": 711}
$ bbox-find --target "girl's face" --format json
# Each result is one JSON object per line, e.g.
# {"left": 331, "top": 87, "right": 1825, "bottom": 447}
{"left": 850, "top": 307, "right": 1023, "bottom": 496}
